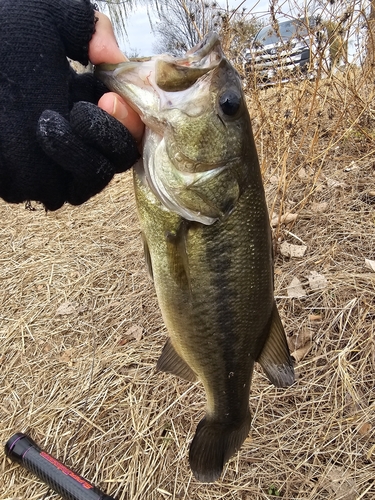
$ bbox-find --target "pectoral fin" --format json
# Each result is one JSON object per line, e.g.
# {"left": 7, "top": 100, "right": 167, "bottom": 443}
{"left": 165, "top": 220, "right": 192, "bottom": 291}
{"left": 157, "top": 339, "right": 197, "bottom": 382}
{"left": 257, "top": 303, "right": 295, "bottom": 387}
{"left": 142, "top": 233, "right": 154, "bottom": 282}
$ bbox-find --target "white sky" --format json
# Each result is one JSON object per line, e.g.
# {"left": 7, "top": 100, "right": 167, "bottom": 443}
{"left": 115, "top": 0, "right": 271, "bottom": 56}
{"left": 102, "top": 0, "right": 361, "bottom": 62}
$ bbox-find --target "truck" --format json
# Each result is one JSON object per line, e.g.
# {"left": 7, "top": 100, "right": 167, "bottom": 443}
{"left": 243, "top": 17, "right": 327, "bottom": 87}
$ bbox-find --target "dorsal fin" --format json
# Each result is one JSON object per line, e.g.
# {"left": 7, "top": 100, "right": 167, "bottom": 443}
{"left": 257, "top": 303, "right": 295, "bottom": 388}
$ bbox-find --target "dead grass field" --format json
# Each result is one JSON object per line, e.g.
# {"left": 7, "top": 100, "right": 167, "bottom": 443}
{"left": 1, "top": 67, "right": 374, "bottom": 499}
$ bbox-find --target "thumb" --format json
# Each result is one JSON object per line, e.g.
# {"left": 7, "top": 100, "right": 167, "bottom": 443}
{"left": 89, "top": 11, "right": 126, "bottom": 65}
{"left": 98, "top": 93, "right": 144, "bottom": 144}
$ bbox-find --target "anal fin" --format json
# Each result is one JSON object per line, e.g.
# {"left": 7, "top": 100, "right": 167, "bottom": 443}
{"left": 156, "top": 339, "right": 197, "bottom": 382}
{"left": 257, "top": 302, "right": 295, "bottom": 387}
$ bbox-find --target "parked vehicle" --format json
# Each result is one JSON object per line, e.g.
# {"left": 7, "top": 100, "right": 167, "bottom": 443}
{"left": 242, "top": 17, "right": 327, "bottom": 86}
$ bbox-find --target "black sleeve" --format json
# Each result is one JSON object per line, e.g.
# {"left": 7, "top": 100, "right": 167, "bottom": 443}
{"left": 44, "top": 0, "right": 97, "bottom": 65}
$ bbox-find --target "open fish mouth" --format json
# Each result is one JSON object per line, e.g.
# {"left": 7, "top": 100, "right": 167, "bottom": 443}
{"left": 153, "top": 32, "right": 222, "bottom": 92}
{"left": 96, "top": 32, "right": 243, "bottom": 225}
{"left": 96, "top": 32, "right": 224, "bottom": 126}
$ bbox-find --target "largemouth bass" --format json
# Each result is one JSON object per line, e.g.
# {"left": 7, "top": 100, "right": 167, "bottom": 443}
{"left": 96, "top": 33, "right": 294, "bottom": 483}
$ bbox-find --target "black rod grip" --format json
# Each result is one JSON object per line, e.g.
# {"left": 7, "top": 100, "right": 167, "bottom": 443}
{"left": 5, "top": 433, "right": 116, "bottom": 500}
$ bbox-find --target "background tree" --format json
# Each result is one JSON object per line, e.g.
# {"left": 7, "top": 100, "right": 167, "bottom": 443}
{"left": 151, "top": 0, "right": 222, "bottom": 55}
{"left": 220, "top": 10, "right": 265, "bottom": 63}
{"left": 151, "top": 0, "right": 266, "bottom": 58}
{"left": 96, "top": 0, "right": 153, "bottom": 37}
{"left": 366, "top": 0, "right": 375, "bottom": 69}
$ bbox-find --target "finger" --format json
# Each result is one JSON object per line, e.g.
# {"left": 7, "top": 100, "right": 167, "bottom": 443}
{"left": 89, "top": 11, "right": 127, "bottom": 65}
{"left": 98, "top": 92, "right": 144, "bottom": 143}
{"left": 37, "top": 110, "right": 115, "bottom": 205}
{"left": 70, "top": 102, "right": 140, "bottom": 173}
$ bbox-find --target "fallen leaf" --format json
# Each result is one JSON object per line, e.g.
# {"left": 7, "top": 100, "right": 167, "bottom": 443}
{"left": 308, "top": 314, "right": 322, "bottom": 321}
{"left": 280, "top": 242, "right": 307, "bottom": 258}
{"left": 269, "top": 175, "right": 279, "bottom": 185}
{"left": 124, "top": 325, "right": 143, "bottom": 342}
{"left": 325, "top": 466, "right": 357, "bottom": 500}
{"left": 43, "top": 343, "right": 53, "bottom": 353}
{"left": 55, "top": 302, "right": 86, "bottom": 315}
{"left": 56, "top": 302, "right": 76, "bottom": 316}
{"left": 60, "top": 348, "right": 74, "bottom": 363}
{"left": 358, "top": 422, "right": 372, "bottom": 436}
{"left": 314, "top": 183, "right": 325, "bottom": 193}
{"left": 308, "top": 271, "right": 328, "bottom": 291}
{"left": 311, "top": 202, "right": 328, "bottom": 213}
{"left": 291, "top": 341, "right": 313, "bottom": 362}
{"left": 289, "top": 328, "right": 313, "bottom": 351}
{"left": 326, "top": 178, "right": 349, "bottom": 189}
{"left": 298, "top": 167, "right": 309, "bottom": 180}
{"left": 365, "top": 258, "right": 375, "bottom": 272}
{"left": 271, "top": 212, "right": 298, "bottom": 227}
{"left": 287, "top": 277, "right": 306, "bottom": 298}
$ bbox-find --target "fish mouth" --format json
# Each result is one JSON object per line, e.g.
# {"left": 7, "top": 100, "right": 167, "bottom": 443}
{"left": 99, "top": 32, "right": 223, "bottom": 95}
{"left": 175, "top": 31, "right": 223, "bottom": 66}
{"left": 189, "top": 32, "right": 219, "bottom": 51}
{"left": 154, "top": 33, "right": 223, "bottom": 93}
{"left": 96, "top": 32, "right": 238, "bottom": 225}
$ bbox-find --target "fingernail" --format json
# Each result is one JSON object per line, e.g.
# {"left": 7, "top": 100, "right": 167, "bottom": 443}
{"left": 113, "top": 96, "right": 128, "bottom": 121}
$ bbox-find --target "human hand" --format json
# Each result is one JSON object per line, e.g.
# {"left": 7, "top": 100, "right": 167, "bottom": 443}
{"left": 89, "top": 11, "right": 144, "bottom": 144}
{"left": 0, "top": 0, "right": 142, "bottom": 211}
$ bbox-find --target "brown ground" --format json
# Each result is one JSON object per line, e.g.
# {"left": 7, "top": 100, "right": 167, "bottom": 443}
{"left": 0, "top": 67, "right": 374, "bottom": 499}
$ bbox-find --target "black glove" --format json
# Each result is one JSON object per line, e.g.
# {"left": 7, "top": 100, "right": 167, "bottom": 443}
{"left": 0, "top": 0, "right": 139, "bottom": 211}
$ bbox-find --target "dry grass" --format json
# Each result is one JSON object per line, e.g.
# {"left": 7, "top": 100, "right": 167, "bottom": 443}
{"left": 1, "top": 67, "right": 374, "bottom": 498}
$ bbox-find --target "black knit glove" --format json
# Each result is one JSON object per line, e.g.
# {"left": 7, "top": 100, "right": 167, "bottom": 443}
{"left": 0, "top": 0, "right": 139, "bottom": 211}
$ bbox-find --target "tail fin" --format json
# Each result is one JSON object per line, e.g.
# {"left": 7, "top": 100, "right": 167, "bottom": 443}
{"left": 189, "top": 410, "right": 251, "bottom": 483}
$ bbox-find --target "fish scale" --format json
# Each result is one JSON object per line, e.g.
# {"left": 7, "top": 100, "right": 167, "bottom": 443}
{"left": 96, "top": 31, "right": 295, "bottom": 483}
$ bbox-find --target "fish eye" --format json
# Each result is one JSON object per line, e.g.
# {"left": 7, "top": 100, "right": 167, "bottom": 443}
{"left": 219, "top": 91, "right": 241, "bottom": 116}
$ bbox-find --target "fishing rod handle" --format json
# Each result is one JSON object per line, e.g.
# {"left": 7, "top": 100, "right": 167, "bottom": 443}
{"left": 5, "top": 433, "right": 116, "bottom": 500}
